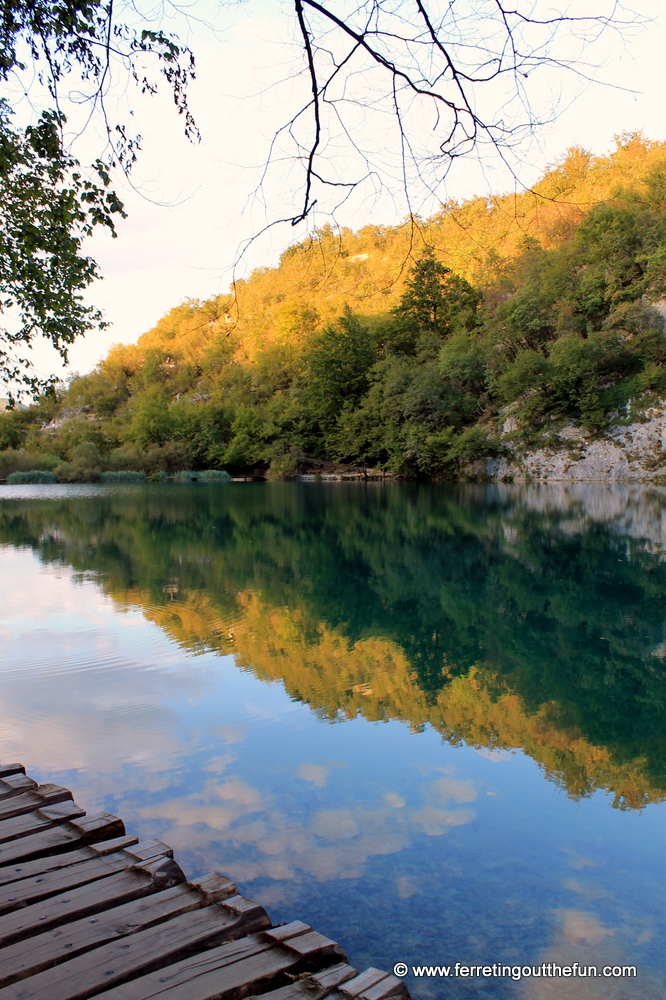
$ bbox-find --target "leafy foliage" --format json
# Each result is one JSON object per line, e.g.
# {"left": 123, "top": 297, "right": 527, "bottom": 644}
{"left": 0, "top": 103, "right": 126, "bottom": 394}
{"left": 0, "top": 0, "right": 195, "bottom": 396}
{"left": 3, "top": 138, "right": 666, "bottom": 479}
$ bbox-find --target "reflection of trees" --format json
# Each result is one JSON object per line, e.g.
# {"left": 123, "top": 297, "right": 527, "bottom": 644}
{"left": 1, "top": 483, "right": 665, "bottom": 807}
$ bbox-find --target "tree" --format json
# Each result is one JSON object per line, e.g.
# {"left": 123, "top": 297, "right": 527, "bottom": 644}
{"left": 300, "top": 308, "right": 376, "bottom": 433}
{"left": 0, "top": 0, "right": 630, "bottom": 394}
{"left": 0, "top": 0, "right": 196, "bottom": 397}
{"left": 272, "top": 0, "right": 630, "bottom": 225}
{"left": 394, "top": 249, "right": 479, "bottom": 337}
{"left": 128, "top": 386, "right": 175, "bottom": 448}
{"left": 223, "top": 408, "right": 276, "bottom": 470}
{"left": 0, "top": 105, "right": 124, "bottom": 396}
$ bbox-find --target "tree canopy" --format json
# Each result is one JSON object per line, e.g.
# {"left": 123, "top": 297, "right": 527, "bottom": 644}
{"left": 3, "top": 136, "right": 666, "bottom": 483}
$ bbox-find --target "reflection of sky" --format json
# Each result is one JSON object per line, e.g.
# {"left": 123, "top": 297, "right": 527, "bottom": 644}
{"left": 1, "top": 545, "right": 665, "bottom": 999}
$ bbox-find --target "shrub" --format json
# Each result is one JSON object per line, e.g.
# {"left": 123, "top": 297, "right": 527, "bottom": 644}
{"left": 196, "top": 469, "right": 231, "bottom": 482}
{"left": 173, "top": 469, "right": 231, "bottom": 482}
{"left": 107, "top": 446, "right": 145, "bottom": 472}
{"left": 143, "top": 441, "right": 191, "bottom": 474}
{"left": 447, "top": 426, "right": 505, "bottom": 461}
{"left": 266, "top": 454, "right": 300, "bottom": 480}
{"left": 54, "top": 442, "right": 103, "bottom": 483}
{"left": 0, "top": 407, "right": 39, "bottom": 450}
{"left": 99, "top": 470, "right": 146, "bottom": 483}
{"left": 7, "top": 470, "right": 58, "bottom": 484}
{"left": 0, "top": 450, "right": 60, "bottom": 478}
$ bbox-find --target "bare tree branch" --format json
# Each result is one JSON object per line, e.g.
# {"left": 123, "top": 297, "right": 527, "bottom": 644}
{"left": 250, "top": 0, "right": 637, "bottom": 233}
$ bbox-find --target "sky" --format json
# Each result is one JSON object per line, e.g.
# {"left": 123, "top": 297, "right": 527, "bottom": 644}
{"left": 9, "top": 0, "right": 666, "bottom": 384}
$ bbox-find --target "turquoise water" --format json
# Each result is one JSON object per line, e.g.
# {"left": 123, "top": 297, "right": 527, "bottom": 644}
{"left": 0, "top": 482, "right": 664, "bottom": 999}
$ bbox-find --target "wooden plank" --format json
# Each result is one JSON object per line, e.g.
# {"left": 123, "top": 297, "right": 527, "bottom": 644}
{"left": 0, "top": 837, "right": 153, "bottom": 887}
{"left": 0, "top": 776, "right": 37, "bottom": 801}
{"left": 0, "top": 813, "right": 125, "bottom": 865}
{"left": 353, "top": 976, "right": 408, "bottom": 1000}
{"left": 0, "top": 876, "right": 256, "bottom": 989}
{"left": 244, "top": 965, "right": 407, "bottom": 1000}
{"left": 90, "top": 837, "right": 143, "bottom": 858}
{"left": 0, "top": 849, "right": 94, "bottom": 887}
{"left": 91, "top": 928, "right": 345, "bottom": 1000}
{"left": 75, "top": 815, "right": 126, "bottom": 843}
{"left": 0, "top": 787, "right": 73, "bottom": 822}
{"left": 135, "top": 857, "right": 187, "bottom": 890}
{"left": 0, "top": 866, "right": 168, "bottom": 947}
{"left": 0, "top": 895, "right": 272, "bottom": 1000}
{"left": 0, "top": 847, "right": 176, "bottom": 914}
{"left": 337, "top": 970, "right": 389, "bottom": 997}
{"left": 89, "top": 937, "right": 292, "bottom": 1000}
{"left": 111, "top": 841, "right": 169, "bottom": 863}
{"left": 0, "top": 768, "right": 25, "bottom": 780}
{"left": 189, "top": 874, "right": 238, "bottom": 901}
{"left": 0, "top": 886, "right": 194, "bottom": 989}
{"left": 281, "top": 932, "right": 342, "bottom": 959}
{"left": 0, "top": 802, "right": 85, "bottom": 845}
{"left": 242, "top": 984, "right": 306, "bottom": 1000}
{"left": 311, "top": 965, "right": 360, "bottom": 991}
{"left": 264, "top": 921, "right": 311, "bottom": 942}
{"left": 246, "top": 962, "right": 359, "bottom": 1000}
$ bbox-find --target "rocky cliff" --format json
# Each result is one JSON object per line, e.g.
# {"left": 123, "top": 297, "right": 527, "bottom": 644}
{"left": 485, "top": 404, "right": 666, "bottom": 482}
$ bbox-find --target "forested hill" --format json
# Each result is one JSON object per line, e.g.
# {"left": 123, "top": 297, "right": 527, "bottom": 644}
{"left": 3, "top": 134, "right": 666, "bottom": 481}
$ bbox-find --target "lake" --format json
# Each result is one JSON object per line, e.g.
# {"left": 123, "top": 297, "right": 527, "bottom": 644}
{"left": 0, "top": 482, "right": 664, "bottom": 999}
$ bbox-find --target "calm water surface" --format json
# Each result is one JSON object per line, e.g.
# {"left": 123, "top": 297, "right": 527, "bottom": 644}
{"left": 0, "top": 483, "right": 664, "bottom": 999}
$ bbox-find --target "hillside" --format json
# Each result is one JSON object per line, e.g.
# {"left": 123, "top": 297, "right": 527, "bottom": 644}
{"left": 135, "top": 134, "right": 666, "bottom": 363}
{"left": 2, "top": 133, "right": 666, "bottom": 481}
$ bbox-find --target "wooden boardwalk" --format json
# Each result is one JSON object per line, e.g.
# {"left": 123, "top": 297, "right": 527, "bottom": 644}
{"left": 0, "top": 764, "right": 408, "bottom": 1000}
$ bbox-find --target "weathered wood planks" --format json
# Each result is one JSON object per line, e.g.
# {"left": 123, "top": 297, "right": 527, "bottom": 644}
{"left": 0, "top": 763, "right": 409, "bottom": 1000}
{"left": 0, "top": 813, "right": 125, "bottom": 863}
{"left": 0, "top": 775, "right": 38, "bottom": 799}
{"left": 249, "top": 963, "right": 408, "bottom": 1000}
{"left": 0, "top": 767, "right": 27, "bottom": 780}
{"left": 0, "top": 896, "right": 272, "bottom": 1000}
{"left": 0, "top": 836, "right": 157, "bottom": 887}
{"left": 0, "top": 876, "right": 241, "bottom": 989}
{"left": 0, "top": 786, "right": 73, "bottom": 821}
{"left": 0, "top": 801, "right": 87, "bottom": 844}
{"left": 91, "top": 925, "right": 346, "bottom": 1000}
{"left": 0, "top": 840, "right": 177, "bottom": 914}
{"left": 0, "top": 864, "right": 185, "bottom": 947}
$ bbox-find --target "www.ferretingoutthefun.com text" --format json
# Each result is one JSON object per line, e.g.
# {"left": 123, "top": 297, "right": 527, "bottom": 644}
{"left": 392, "top": 962, "right": 637, "bottom": 981}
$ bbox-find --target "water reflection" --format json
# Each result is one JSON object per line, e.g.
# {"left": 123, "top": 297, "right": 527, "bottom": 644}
{"left": 0, "top": 482, "right": 665, "bottom": 998}
{"left": 133, "top": 763, "right": 477, "bottom": 884}
{"left": 1, "top": 482, "right": 664, "bottom": 807}
{"left": 523, "top": 909, "right": 664, "bottom": 999}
